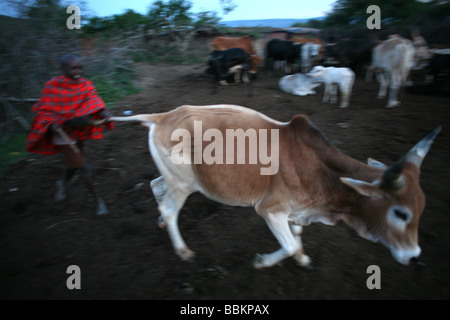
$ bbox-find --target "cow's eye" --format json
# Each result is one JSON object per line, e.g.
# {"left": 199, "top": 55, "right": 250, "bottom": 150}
{"left": 387, "top": 206, "right": 412, "bottom": 229}
{"left": 394, "top": 209, "right": 409, "bottom": 222}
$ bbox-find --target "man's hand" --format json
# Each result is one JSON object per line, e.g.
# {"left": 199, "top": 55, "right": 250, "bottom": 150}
{"left": 98, "top": 109, "right": 113, "bottom": 121}
{"left": 64, "top": 117, "right": 92, "bottom": 128}
{"left": 50, "top": 122, "right": 63, "bottom": 133}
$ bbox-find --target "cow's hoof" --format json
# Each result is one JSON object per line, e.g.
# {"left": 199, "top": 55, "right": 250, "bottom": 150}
{"left": 295, "top": 254, "right": 312, "bottom": 269}
{"left": 158, "top": 216, "right": 166, "bottom": 228}
{"left": 385, "top": 101, "right": 400, "bottom": 109}
{"left": 302, "top": 264, "right": 314, "bottom": 271}
{"left": 253, "top": 253, "right": 277, "bottom": 269}
{"left": 55, "top": 180, "right": 66, "bottom": 202}
{"left": 177, "top": 247, "right": 195, "bottom": 262}
{"left": 253, "top": 254, "right": 266, "bottom": 269}
{"left": 339, "top": 104, "right": 348, "bottom": 108}
{"left": 96, "top": 199, "right": 109, "bottom": 215}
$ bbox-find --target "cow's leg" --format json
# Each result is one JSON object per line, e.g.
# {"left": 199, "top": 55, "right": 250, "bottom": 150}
{"left": 330, "top": 83, "right": 338, "bottom": 104}
{"left": 151, "top": 176, "right": 166, "bottom": 204}
{"left": 156, "top": 185, "right": 194, "bottom": 261}
{"left": 265, "top": 58, "right": 274, "bottom": 76}
{"left": 339, "top": 82, "right": 351, "bottom": 108}
{"left": 289, "top": 225, "right": 312, "bottom": 267}
{"left": 233, "top": 69, "right": 239, "bottom": 83}
{"left": 302, "top": 61, "right": 309, "bottom": 73}
{"left": 386, "top": 73, "right": 401, "bottom": 108}
{"left": 150, "top": 176, "right": 167, "bottom": 227}
{"left": 254, "top": 212, "right": 299, "bottom": 268}
{"left": 242, "top": 69, "right": 250, "bottom": 83}
{"left": 322, "top": 83, "right": 330, "bottom": 103}
{"left": 242, "top": 69, "right": 253, "bottom": 97}
{"left": 211, "top": 78, "right": 219, "bottom": 94}
{"left": 285, "top": 62, "right": 291, "bottom": 74}
{"left": 365, "top": 66, "right": 373, "bottom": 81}
{"left": 376, "top": 72, "right": 388, "bottom": 99}
{"left": 340, "top": 90, "right": 350, "bottom": 108}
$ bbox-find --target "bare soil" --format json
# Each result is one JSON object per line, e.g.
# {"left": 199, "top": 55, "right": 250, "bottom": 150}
{"left": 1, "top": 62, "right": 449, "bottom": 300}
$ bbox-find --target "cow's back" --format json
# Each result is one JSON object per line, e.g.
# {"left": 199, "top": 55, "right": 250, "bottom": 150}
{"left": 372, "top": 38, "right": 414, "bottom": 73}
{"left": 212, "top": 36, "right": 254, "bottom": 54}
{"left": 267, "top": 39, "right": 298, "bottom": 61}
{"left": 212, "top": 36, "right": 261, "bottom": 73}
{"left": 151, "top": 105, "right": 283, "bottom": 205}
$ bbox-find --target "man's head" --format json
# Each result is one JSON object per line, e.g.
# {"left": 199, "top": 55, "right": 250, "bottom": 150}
{"left": 60, "top": 54, "right": 83, "bottom": 80}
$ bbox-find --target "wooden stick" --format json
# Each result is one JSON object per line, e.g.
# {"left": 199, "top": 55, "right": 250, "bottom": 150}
{"left": 56, "top": 127, "right": 80, "bottom": 153}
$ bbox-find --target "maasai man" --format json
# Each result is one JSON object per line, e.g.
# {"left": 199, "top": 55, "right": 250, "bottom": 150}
{"left": 26, "top": 54, "right": 113, "bottom": 215}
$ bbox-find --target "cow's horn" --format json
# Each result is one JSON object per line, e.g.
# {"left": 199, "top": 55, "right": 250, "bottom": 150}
{"left": 381, "top": 158, "right": 406, "bottom": 192}
{"left": 405, "top": 126, "right": 441, "bottom": 168}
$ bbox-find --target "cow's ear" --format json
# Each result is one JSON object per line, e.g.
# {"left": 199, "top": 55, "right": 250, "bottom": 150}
{"left": 340, "top": 177, "right": 383, "bottom": 198}
{"left": 367, "top": 158, "right": 387, "bottom": 169}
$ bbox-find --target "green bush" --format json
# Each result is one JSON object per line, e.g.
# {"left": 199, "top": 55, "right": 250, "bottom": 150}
{"left": 90, "top": 68, "right": 142, "bottom": 106}
{"left": 0, "top": 133, "right": 27, "bottom": 172}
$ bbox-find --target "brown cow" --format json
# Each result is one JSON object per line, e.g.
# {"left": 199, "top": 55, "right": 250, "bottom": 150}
{"left": 211, "top": 36, "right": 262, "bottom": 76}
{"left": 110, "top": 105, "right": 440, "bottom": 269}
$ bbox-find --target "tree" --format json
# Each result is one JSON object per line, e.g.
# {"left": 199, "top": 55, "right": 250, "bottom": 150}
{"left": 112, "top": 9, "right": 150, "bottom": 31}
{"left": 147, "top": 0, "right": 237, "bottom": 28}
{"left": 220, "top": 0, "right": 237, "bottom": 15}
{"left": 1, "top": 0, "right": 80, "bottom": 97}
{"left": 147, "top": 0, "right": 236, "bottom": 51}
{"left": 193, "top": 11, "right": 221, "bottom": 28}
{"left": 148, "top": 0, "right": 193, "bottom": 29}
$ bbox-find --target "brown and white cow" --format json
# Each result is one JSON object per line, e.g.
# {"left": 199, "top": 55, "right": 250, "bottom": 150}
{"left": 291, "top": 36, "right": 325, "bottom": 70}
{"left": 110, "top": 105, "right": 440, "bottom": 268}
{"left": 211, "top": 36, "right": 263, "bottom": 76}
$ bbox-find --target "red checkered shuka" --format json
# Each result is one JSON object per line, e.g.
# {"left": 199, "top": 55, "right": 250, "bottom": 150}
{"left": 26, "top": 75, "right": 114, "bottom": 155}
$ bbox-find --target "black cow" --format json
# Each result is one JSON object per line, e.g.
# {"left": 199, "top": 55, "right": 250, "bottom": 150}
{"left": 407, "top": 52, "right": 450, "bottom": 96}
{"left": 325, "top": 39, "right": 376, "bottom": 75}
{"left": 265, "top": 39, "right": 302, "bottom": 73}
{"left": 206, "top": 48, "right": 252, "bottom": 95}
{"left": 430, "top": 53, "right": 450, "bottom": 80}
{"left": 206, "top": 48, "right": 251, "bottom": 83}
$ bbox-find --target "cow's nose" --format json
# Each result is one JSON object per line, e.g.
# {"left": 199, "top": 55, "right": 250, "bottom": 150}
{"left": 411, "top": 256, "right": 427, "bottom": 266}
{"left": 392, "top": 246, "right": 421, "bottom": 265}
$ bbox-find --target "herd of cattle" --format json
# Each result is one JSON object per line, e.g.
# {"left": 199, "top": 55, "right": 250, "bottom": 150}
{"left": 205, "top": 33, "right": 450, "bottom": 108}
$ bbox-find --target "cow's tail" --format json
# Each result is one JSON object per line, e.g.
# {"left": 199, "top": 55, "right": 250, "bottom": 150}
{"left": 110, "top": 114, "right": 163, "bottom": 128}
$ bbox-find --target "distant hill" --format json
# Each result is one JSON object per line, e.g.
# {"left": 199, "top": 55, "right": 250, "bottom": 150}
{"left": 221, "top": 17, "right": 325, "bottom": 28}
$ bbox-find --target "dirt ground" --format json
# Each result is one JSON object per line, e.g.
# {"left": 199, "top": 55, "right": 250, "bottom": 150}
{"left": 1, "top": 62, "right": 449, "bottom": 300}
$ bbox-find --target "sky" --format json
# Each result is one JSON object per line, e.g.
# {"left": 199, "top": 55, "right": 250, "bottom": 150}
{"left": 83, "top": 0, "right": 337, "bottom": 21}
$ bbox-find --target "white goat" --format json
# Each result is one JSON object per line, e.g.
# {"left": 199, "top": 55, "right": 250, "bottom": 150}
{"left": 308, "top": 66, "right": 355, "bottom": 108}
